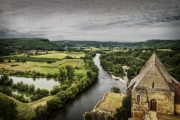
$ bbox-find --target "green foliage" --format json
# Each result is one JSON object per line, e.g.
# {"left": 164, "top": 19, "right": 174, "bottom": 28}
{"left": 47, "top": 97, "right": 64, "bottom": 112}
{"left": 0, "top": 87, "right": 12, "bottom": 96}
{"left": 0, "top": 96, "right": 18, "bottom": 120}
{"left": 100, "top": 50, "right": 151, "bottom": 80}
{"left": 111, "top": 87, "right": 120, "bottom": 93}
{"left": 58, "top": 65, "right": 74, "bottom": 81}
{"left": 114, "top": 95, "right": 131, "bottom": 120}
{"left": 30, "top": 88, "right": 49, "bottom": 101}
{"left": 0, "top": 74, "right": 13, "bottom": 86}
{"left": 65, "top": 65, "right": 74, "bottom": 80}
{"left": 83, "top": 112, "right": 93, "bottom": 120}
{"left": 34, "top": 105, "right": 49, "bottom": 119}
{"left": 50, "top": 85, "right": 60, "bottom": 95}
{"left": 5, "top": 56, "right": 58, "bottom": 63}
{"left": 65, "top": 55, "right": 74, "bottom": 59}
{"left": 13, "top": 94, "right": 29, "bottom": 103}
{"left": 156, "top": 50, "right": 180, "bottom": 81}
{"left": 0, "top": 38, "right": 59, "bottom": 51}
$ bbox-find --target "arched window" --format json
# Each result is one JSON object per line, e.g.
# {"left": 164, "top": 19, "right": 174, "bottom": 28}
{"left": 152, "top": 82, "right": 154, "bottom": 88}
{"left": 137, "top": 95, "right": 140, "bottom": 103}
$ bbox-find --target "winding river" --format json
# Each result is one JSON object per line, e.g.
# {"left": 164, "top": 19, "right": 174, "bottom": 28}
{"left": 49, "top": 53, "right": 127, "bottom": 120}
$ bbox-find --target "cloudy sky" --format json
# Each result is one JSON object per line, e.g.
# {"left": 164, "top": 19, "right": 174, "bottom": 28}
{"left": 0, "top": 0, "right": 180, "bottom": 42}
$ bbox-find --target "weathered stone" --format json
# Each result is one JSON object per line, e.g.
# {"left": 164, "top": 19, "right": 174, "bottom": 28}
{"left": 127, "top": 53, "right": 180, "bottom": 120}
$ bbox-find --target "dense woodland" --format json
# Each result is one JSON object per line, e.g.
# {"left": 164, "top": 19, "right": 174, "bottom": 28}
{"left": 100, "top": 50, "right": 153, "bottom": 80}
{"left": 0, "top": 38, "right": 59, "bottom": 56}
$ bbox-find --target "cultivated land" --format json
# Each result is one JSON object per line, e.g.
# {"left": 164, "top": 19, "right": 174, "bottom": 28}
{"left": 0, "top": 51, "right": 86, "bottom": 75}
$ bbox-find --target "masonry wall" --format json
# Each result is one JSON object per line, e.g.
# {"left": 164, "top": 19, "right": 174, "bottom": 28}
{"left": 131, "top": 65, "right": 175, "bottom": 119}
{"left": 138, "top": 65, "right": 170, "bottom": 90}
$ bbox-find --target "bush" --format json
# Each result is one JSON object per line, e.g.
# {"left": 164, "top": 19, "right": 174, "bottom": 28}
{"left": 110, "top": 87, "right": 120, "bottom": 93}
{"left": 83, "top": 112, "right": 93, "bottom": 120}
{"left": 65, "top": 55, "right": 73, "bottom": 59}
{"left": 34, "top": 105, "right": 49, "bottom": 119}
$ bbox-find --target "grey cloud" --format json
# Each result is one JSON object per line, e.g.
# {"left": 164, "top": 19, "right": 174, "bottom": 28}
{"left": 0, "top": 0, "right": 180, "bottom": 41}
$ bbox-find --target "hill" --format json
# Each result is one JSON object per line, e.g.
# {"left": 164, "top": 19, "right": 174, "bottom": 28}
{"left": 0, "top": 38, "right": 59, "bottom": 56}
{"left": 53, "top": 40, "right": 180, "bottom": 50}
{"left": 137, "top": 40, "right": 180, "bottom": 50}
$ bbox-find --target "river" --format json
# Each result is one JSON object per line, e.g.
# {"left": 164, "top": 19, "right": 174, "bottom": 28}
{"left": 49, "top": 53, "right": 127, "bottom": 120}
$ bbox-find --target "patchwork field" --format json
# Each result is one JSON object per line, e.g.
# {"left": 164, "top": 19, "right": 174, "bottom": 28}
{"left": 0, "top": 51, "right": 86, "bottom": 75}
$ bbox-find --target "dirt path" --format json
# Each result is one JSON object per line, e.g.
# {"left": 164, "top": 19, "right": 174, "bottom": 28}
{"left": 28, "top": 96, "right": 53, "bottom": 109}
{"left": 0, "top": 92, "right": 21, "bottom": 103}
{"left": 148, "top": 111, "right": 158, "bottom": 120}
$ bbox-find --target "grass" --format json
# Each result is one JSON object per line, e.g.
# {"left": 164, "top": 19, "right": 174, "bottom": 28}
{"left": 33, "top": 53, "right": 66, "bottom": 59}
{"left": 0, "top": 92, "right": 53, "bottom": 120}
{"left": 33, "top": 51, "right": 85, "bottom": 59}
{"left": 0, "top": 59, "right": 84, "bottom": 74}
{"left": 66, "top": 52, "right": 85, "bottom": 58}
{"left": 157, "top": 113, "right": 180, "bottom": 120}
{"left": 95, "top": 92, "right": 125, "bottom": 113}
{"left": 157, "top": 49, "right": 173, "bottom": 51}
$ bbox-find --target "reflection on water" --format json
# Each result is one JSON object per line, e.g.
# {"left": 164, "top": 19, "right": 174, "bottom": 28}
{"left": 49, "top": 53, "right": 127, "bottom": 120}
{"left": 9, "top": 76, "right": 60, "bottom": 91}
{"left": 12, "top": 89, "right": 31, "bottom": 100}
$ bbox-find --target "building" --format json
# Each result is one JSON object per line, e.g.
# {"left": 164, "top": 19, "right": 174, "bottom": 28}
{"left": 127, "top": 53, "right": 180, "bottom": 119}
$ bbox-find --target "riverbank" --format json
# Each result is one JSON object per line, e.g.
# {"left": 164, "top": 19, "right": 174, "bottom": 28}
{"left": 91, "top": 92, "right": 126, "bottom": 119}
{"left": 110, "top": 65, "right": 129, "bottom": 83}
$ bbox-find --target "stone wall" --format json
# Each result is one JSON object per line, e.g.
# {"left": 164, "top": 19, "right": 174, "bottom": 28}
{"left": 175, "top": 104, "right": 180, "bottom": 115}
{"left": 138, "top": 66, "right": 170, "bottom": 90}
{"left": 131, "top": 87, "right": 174, "bottom": 119}
{"left": 132, "top": 109, "right": 145, "bottom": 120}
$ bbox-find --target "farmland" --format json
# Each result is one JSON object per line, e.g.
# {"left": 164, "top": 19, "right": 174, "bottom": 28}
{"left": 0, "top": 51, "right": 86, "bottom": 76}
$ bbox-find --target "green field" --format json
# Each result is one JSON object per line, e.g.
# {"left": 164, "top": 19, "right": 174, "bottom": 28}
{"left": 0, "top": 51, "right": 86, "bottom": 75}
{"left": 33, "top": 51, "right": 85, "bottom": 59}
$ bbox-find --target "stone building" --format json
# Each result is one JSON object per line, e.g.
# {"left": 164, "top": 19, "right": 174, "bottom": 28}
{"left": 127, "top": 53, "right": 180, "bottom": 119}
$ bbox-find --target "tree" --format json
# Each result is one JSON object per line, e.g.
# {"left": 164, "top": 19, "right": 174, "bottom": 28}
{"left": 50, "top": 85, "right": 60, "bottom": 95}
{"left": 0, "top": 96, "right": 18, "bottom": 120}
{"left": 34, "top": 105, "right": 49, "bottom": 119}
{"left": 65, "top": 65, "right": 74, "bottom": 80}
{"left": 114, "top": 95, "right": 131, "bottom": 120}
{"left": 56, "top": 90, "right": 69, "bottom": 103}
{"left": 28, "top": 84, "right": 35, "bottom": 93}
{"left": 59, "top": 68, "right": 66, "bottom": 81}
{"left": 83, "top": 112, "right": 92, "bottom": 120}
{"left": 111, "top": 87, "right": 120, "bottom": 93}
{"left": 47, "top": 97, "right": 64, "bottom": 112}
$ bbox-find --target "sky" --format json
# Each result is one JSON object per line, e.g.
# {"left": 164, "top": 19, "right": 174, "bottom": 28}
{"left": 0, "top": 0, "right": 180, "bottom": 42}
